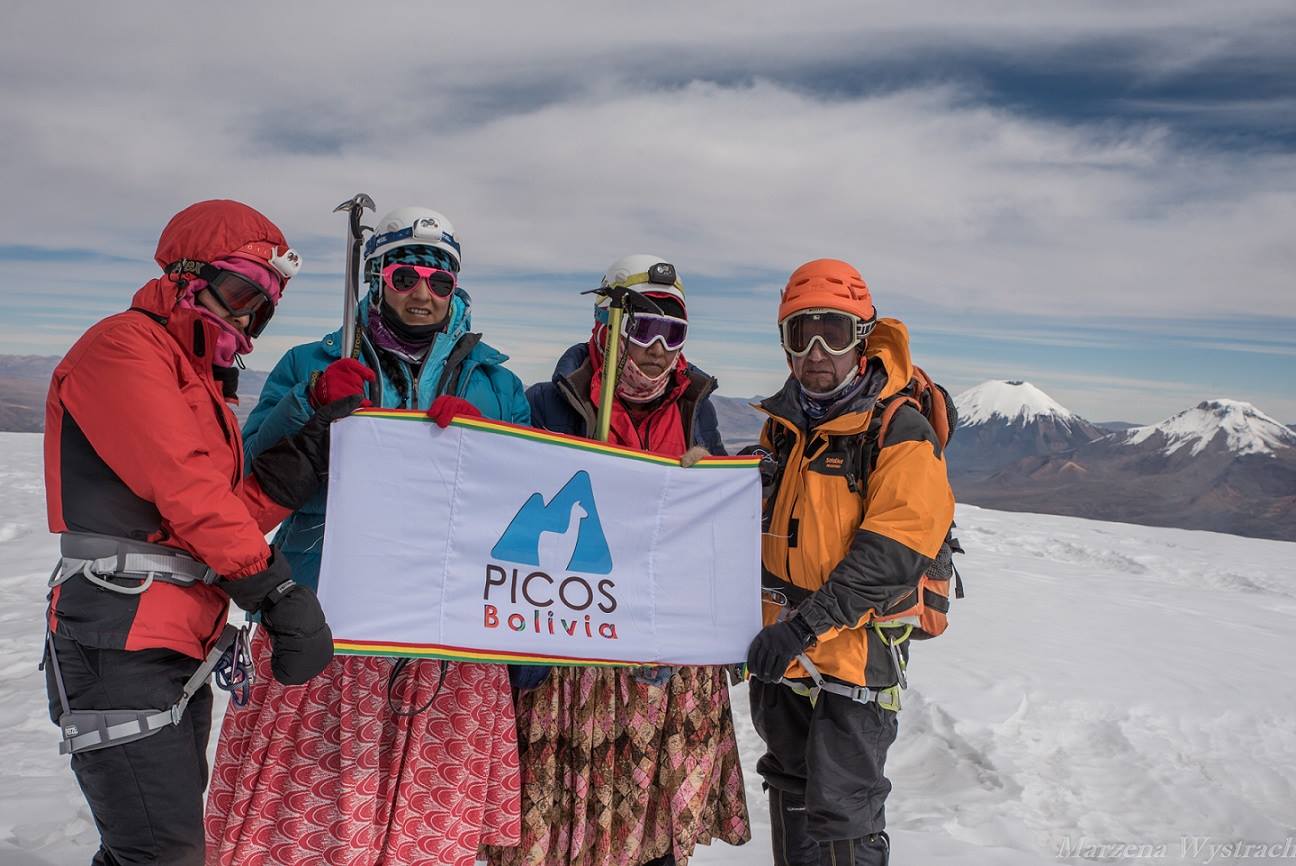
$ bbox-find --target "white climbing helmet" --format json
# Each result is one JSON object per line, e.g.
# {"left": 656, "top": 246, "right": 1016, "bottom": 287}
{"left": 362, "top": 207, "right": 462, "bottom": 273}
{"left": 597, "top": 253, "right": 685, "bottom": 312}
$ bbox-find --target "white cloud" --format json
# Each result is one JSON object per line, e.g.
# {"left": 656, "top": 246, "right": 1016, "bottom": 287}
{"left": 2, "top": 10, "right": 1291, "bottom": 312}
{"left": 1, "top": 0, "right": 1292, "bottom": 422}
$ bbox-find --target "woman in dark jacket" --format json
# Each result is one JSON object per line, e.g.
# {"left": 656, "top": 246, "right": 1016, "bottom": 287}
{"left": 489, "top": 255, "right": 750, "bottom": 866}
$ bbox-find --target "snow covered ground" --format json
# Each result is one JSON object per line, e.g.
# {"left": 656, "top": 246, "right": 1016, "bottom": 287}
{"left": 1, "top": 430, "right": 1292, "bottom": 865}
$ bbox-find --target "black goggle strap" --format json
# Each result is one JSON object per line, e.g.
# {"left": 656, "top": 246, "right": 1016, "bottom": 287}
{"left": 166, "top": 259, "right": 208, "bottom": 278}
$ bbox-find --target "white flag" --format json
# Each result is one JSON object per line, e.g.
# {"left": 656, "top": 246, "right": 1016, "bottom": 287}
{"left": 316, "top": 411, "right": 763, "bottom": 666}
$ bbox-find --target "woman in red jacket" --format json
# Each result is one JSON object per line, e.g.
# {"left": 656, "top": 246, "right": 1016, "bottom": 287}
{"left": 43, "top": 200, "right": 354, "bottom": 866}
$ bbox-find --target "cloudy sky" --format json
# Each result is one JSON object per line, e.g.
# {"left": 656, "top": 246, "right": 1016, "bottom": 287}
{"left": 2, "top": 1, "right": 1293, "bottom": 422}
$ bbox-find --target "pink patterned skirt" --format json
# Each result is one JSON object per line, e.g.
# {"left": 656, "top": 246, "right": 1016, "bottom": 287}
{"left": 205, "top": 629, "right": 521, "bottom": 866}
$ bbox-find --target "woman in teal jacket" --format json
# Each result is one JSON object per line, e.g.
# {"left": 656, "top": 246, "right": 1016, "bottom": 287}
{"left": 206, "top": 207, "right": 532, "bottom": 866}
{"left": 240, "top": 277, "right": 529, "bottom": 586}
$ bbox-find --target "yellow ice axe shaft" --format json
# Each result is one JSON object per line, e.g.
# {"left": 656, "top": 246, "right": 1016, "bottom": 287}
{"left": 595, "top": 303, "right": 625, "bottom": 443}
{"left": 584, "top": 285, "right": 661, "bottom": 443}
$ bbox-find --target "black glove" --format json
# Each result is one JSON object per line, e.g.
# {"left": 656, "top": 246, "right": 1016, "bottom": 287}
{"left": 260, "top": 583, "right": 334, "bottom": 685}
{"left": 508, "top": 664, "right": 551, "bottom": 691}
{"left": 217, "top": 550, "right": 294, "bottom": 613}
{"left": 737, "top": 445, "right": 780, "bottom": 496}
{"left": 217, "top": 550, "right": 334, "bottom": 685}
{"left": 746, "top": 614, "right": 816, "bottom": 683}
{"left": 251, "top": 394, "right": 364, "bottom": 511}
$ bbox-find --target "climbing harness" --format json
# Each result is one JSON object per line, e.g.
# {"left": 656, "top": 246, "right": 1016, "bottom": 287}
{"left": 761, "top": 585, "right": 908, "bottom": 712}
{"left": 45, "top": 624, "right": 250, "bottom": 755}
{"left": 43, "top": 532, "right": 256, "bottom": 754}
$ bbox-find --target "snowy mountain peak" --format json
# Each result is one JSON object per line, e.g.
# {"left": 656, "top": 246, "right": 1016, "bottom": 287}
{"left": 1124, "top": 399, "right": 1296, "bottom": 457}
{"left": 955, "top": 380, "right": 1077, "bottom": 427}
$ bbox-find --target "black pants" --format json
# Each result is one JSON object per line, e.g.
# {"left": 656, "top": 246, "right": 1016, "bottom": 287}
{"left": 45, "top": 634, "right": 212, "bottom": 866}
{"left": 750, "top": 679, "right": 898, "bottom": 845}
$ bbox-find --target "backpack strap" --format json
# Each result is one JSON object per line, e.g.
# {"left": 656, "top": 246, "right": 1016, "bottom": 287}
{"left": 947, "top": 530, "right": 966, "bottom": 598}
{"left": 765, "top": 388, "right": 924, "bottom": 510}
{"left": 927, "top": 382, "right": 954, "bottom": 447}
{"left": 875, "top": 395, "right": 920, "bottom": 450}
{"left": 849, "top": 393, "right": 919, "bottom": 494}
{"left": 760, "top": 421, "right": 795, "bottom": 530}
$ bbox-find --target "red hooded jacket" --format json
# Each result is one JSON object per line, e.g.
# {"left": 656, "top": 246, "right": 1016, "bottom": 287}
{"left": 44, "top": 200, "right": 294, "bottom": 658}
{"left": 586, "top": 341, "right": 692, "bottom": 456}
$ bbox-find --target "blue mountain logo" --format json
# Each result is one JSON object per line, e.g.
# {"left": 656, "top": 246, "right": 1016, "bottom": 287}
{"left": 491, "top": 470, "right": 613, "bottom": 574}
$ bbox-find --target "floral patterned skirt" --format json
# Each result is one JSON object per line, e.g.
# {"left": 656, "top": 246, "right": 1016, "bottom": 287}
{"left": 205, "top": 630, "right": 521, "bottom": 866}
{"left": 485, "top": 665, "right": 750, "bottom": 866}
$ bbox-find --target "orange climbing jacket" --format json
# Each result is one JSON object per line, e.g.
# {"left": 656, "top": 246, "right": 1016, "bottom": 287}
{"left": 756, "top": 318, "right": 958, "bottom": 690}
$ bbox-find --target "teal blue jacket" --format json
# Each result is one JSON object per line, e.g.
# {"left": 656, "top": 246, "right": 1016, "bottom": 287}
{"left": 243, "top": 294, "right": 530, "bottom": 591}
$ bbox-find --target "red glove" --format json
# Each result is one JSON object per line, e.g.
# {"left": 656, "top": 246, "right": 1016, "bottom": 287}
{"left": 311, "top": 358, "right": 375, "bottom": 409}
{"left": 427, "top": 395, "right": 482, "bottom": 428}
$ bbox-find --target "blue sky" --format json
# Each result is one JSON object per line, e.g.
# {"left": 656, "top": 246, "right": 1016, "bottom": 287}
{"left": 0, "top": 1, "right": 1293, "bottom": 423}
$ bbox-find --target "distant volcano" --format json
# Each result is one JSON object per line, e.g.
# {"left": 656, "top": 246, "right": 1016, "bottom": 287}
{"left": 945, "top": 380, "right": 1105, "bottom": 480}
{"left": 1120, "top": 399, "right": 1296, "bottom": 458}
{"left": 950, "top": 385, "right": 1296, "bottom": 541}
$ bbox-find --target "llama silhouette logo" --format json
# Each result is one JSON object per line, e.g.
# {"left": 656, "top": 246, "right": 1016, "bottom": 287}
{"left": 490, "top": 470, "right": 613, "bottom": 574}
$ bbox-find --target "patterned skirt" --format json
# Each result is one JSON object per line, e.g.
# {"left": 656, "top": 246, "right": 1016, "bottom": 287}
{"left": 485, "top": 665, "right": 750, "bottom": 866}
{"left": 205, "top": 629, "right": 521, "bottom": 866}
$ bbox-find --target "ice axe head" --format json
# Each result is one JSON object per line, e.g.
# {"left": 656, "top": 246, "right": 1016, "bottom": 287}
{"left": 334, "top": 193, "right": 376, "bottom": 236}
{"left": 581, "top": 285, "right": 664, "bottom": 316}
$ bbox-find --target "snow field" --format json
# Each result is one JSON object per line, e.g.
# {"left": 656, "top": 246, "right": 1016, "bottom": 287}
{"left": 1, "top": 433, "right": 1293, "bottom": 865}
{"left": 699, "top": 508, "right": 1296, "bottom": 864}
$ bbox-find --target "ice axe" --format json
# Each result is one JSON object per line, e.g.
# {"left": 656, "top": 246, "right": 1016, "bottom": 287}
{"left": 333, "top": 193, "right": 375, "bottom": 363}
{"left": 581, "top": 285, "right": 663, "bottom": 442}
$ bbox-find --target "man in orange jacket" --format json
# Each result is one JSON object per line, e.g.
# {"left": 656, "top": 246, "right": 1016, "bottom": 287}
{"left": 43, "top": 200, "right": 358, "bottom": 865}
{"left": 745, "top": 260, "right": 955, "bottom": 866}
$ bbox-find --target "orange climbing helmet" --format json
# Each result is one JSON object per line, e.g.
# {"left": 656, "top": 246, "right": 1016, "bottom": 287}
{"left": 777, "top": 258, "right": 876, "bottom": 323}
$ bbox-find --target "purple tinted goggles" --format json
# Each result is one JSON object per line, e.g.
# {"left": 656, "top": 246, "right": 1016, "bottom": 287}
{"left": 622, "top": 312, "right": 688, "bottom": 351}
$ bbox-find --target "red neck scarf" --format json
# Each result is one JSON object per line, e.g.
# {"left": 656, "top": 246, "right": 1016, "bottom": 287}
{"left": 586, "top": 330, "right": 690, "bottom": 457}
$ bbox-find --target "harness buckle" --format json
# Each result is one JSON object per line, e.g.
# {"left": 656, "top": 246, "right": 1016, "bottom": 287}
{"left": 889, "top": 641, "right": 907, "bottom": 689}
{"left": 761, "top": 586, "right": 790, "bottom": 607}
{"left": 872, "top": 622, "right": 911, "bottom": 690}
{"left": 876, "top": 685, "right": 902, "bottom": 712}
{"left": 214, "top": 625, "right": 255, "bottom": 707}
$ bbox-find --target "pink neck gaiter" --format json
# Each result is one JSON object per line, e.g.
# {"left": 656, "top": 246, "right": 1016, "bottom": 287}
{"left": 177, "top": 257, "right": 282, "bottom": 367}
{"left": 617, "top": 354, "right": 675, "bottom": 403}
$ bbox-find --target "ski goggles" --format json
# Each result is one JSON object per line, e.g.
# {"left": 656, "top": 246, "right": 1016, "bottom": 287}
{"left": 779, "top": 309, "right": 876, "bottom": 357}
{"left": 622, "top": 312, "right": 688, "bottom": 351}
{"left": 381, "top": 263, "right": 457, "bottom": 298}
{"left": 200, "top": 265, "right": 277, "bottom": 337}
